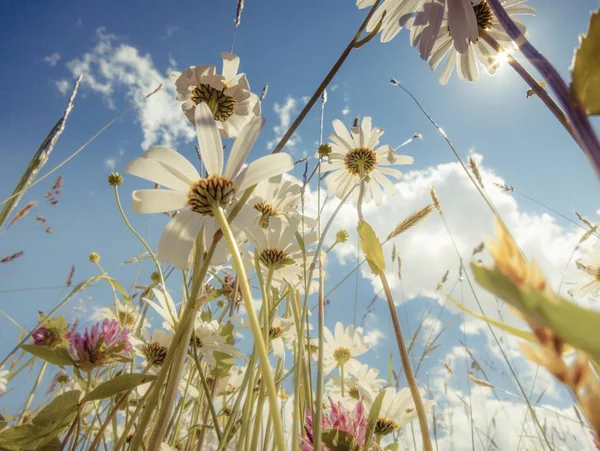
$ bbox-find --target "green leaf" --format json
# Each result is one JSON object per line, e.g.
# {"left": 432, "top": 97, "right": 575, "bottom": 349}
{"left": 385, "top": 444, "right": 399, "bottom": 451}
{"left": 364, "top": 389, "right": 386, "bottom": 447}
{"left": 211, "top": 323, "right": 235, "bottom": 378}
{"left": 0, "top": 411, "right": 76, "bottom": 450}
{"left": 21, "top": 345, "right": 75, "bottom": 367}
{"left": 82, "top": 373, "right": 156, "bottom": 403}
{"left": 571, "top": 8, "right": 600, "bottom": 115}
{"left": 321, "top": 429, "right": 361, "bottom": 451}
{"left": 472, "top": 264, "right": 600, "bottom": 362}
{"left": 358, "top": 220, "right": 385, "bottom": 275}
{"left": 33, "top": 390, "right": 80, "bottom": 428}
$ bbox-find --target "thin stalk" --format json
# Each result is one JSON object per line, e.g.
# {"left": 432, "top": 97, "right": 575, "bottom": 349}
{"left": 192, "top": 346, "right": 222, "bottom": 441}
{"left": 114, "top": 186, "right": 166, "bottom": 288}
{"left": 486, "top": 0, "right": 600, "bottom": 177}
{"left": 88, "top": 365, "right": 152, "bottom": 451}
{"left": 270, "top": 0, "right": 382, "bottom": 156}
{"left": 213, "top": 206, "right": 286, "bottom": 451}
{"left": 114, "top": 379, "right": 156, "bottom": 451}
{"left": 379, "top": 272, "right": 433, "bottom": 451}
{"left": 19, "top": 361, "right": 47, "bottom": 423}
{"left": 130, "top": 237, "right": 216, "bottom": 450}
{"left": 480, "top": 32, "right": 575, "bottom": 142}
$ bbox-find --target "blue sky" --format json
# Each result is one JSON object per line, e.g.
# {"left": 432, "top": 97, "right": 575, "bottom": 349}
{"left": 1, "top": 0, "right": 599, "bottom": 446}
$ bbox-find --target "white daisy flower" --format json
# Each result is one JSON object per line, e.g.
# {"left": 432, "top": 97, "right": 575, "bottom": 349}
{"left": 363, "top": 386, "right": 435, "bottom": 436}
{"left": 248, "top": 175, "right": 316, "bottom": 229}
{"left": 320, "top": 117, "right": 413, "bottom": 206}
{"left": 410, "top": 0, "right": 535, "bottom": 85}
{"left": 193, "top": 320, "right": 240, "bottom": 368}
{"left": 327, "top": 361, "right": 387, "bottom": 407}
{"left": 170, "top": 53, "right": 260, "bottom": 138}
{"left": 93, "top": 300, "right": 149, "bottom": 332}
{"left": 131, "top": 329, "right": 173, "bottom": 367}
{"left": 323, "top": 322, "right": 371, "bottom": 375}
{"left": 242, "top": 216, "right": 318, "bottom": 290}
{"left": 269, "top": 317, "right": 296, "bottom": 359}
{"left": 569, "top": 244, "right": 600, "bottom": 298}
{"left": 357, "top": 0, "right": 483, "bottom": 58}
{"left": 125, "top": 102, "right": 294, "bottom": 269}
{"left": 0, "top": 367, "right": 8, "bottom": 394}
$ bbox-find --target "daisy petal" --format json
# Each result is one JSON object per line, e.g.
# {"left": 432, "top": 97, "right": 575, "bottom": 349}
{"left": 221, "top": 53, "right": 240, "bottom": 81}
{"left": 131, "top": 190, "right": 188, "bottom": 214}
{"left": 145, "top": 146, "right": 200, "bottom": 182}
{"left": 195, "top": 103, "right": 224, "bottom": 176}
{"left": 234, "top": 154, "right": 294, "bottom": 192}
{"left": 125, "top": 156, "right": 192, "bottom": 192}
{"left": 225, "top": 116, "right": 265, "bottom": 179}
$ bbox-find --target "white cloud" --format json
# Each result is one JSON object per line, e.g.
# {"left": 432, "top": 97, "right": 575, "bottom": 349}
{"left": 105, "top": 157, "right": 116, "bottom": 171}
{"left": 61, "top": 27, "right": 195, "bottom": 149}
{"left": 266, "top": 96, "right": 301, "bottom": 152}
{"left": 341, "top": 106, "right": 350, "bottom": 116}
{"left": 44, "top": 52, "right": 61, "bottom": 67}
{"left": 56, "top": 79, "right": 70, "bottom": 95}
{"left": 365, "top": 328, "right": 384, "bottom": 347}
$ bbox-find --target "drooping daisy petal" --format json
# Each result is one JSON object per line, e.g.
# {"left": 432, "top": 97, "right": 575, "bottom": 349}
{"left": 125, "top": 155, "right": 193, "bottom": 192}
{"left": 224, "top": 116, "right": 265, "bottom": 179}
{"left": 131, "top": 190, "right": 189, "bottom": 214}
{"left": 145, "top": 146, "right": 201, "bottom": 182}
{"left": 195, "top": 103, "right": 224, "bottom": 176}
{"left": 234, "top": 153, "right": 294, "bottom": 192}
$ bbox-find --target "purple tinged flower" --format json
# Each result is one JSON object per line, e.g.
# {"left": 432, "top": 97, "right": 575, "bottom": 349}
{"left": 70, "top": 319, "right": 132, "bottom": 371}
{"left": 300, "top": 398, "right": 374, "bottom": 451}
{"left": 31, "top": 316, "right": 71, "bottom": 349}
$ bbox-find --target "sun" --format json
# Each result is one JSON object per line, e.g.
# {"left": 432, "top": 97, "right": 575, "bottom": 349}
{"left": 494, "top": 51, "right": 509, "bottom": 66}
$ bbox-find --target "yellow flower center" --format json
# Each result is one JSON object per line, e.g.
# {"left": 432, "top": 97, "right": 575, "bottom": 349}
{"left": 348, "top": 386, "right": 360, "bottom": 400}
{"left": 259, "top": 249, "right": 289, "bottom": 269}
{"left": 191, "top": 84, "right": 236, "bottom": 122}
{"left": 188, "top": 175, "right": 236, "bottom": 216}
{"left": 375, "top": 418, "right": 399, "bottom": 436}
{"left": 474, "top": 1, "right": 493, "bottom": 35}
{"left": 344, "top": 147, "right": 377, "bottom": 176}
{"left": 117, "top": 310, "right": 136, "bottom": 328}
{"left": 254, "top": 202, "right": 278, "bottom": 228}
{"left": 333, "top": 347, "right": 352, "bottom": 366}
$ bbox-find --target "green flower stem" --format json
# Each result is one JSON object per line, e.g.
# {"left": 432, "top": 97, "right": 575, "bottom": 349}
{"left": 114, "top": 186, "right": 166, "bottom": 289}
{"left": 219, "top": 361, "right": 257, "bottom": 451}
{"left": 88, "top": 364, "right": 153, "bottom": 451}
{"left": 114, "top": 379, "right": 156, "bottom": 451}
{"left": 131, "top": 238, "right": 217, "bottom": 451}
{"left": 379, "top": 271, "right": 433, "bottom": 451}
{"left": 480, "top": 31, "right": 575, "bottom": 142}
{"left": 192, "top": 345, "right": 222, "bottom": 441}
{"left": 213, "top": 206, "right": 286, "bottom": 451}
{"left": 18, "top": 361, "right": 47, "bottom": 424}
{"left": 290, "top": 290, "right": 305, "bottom": 451}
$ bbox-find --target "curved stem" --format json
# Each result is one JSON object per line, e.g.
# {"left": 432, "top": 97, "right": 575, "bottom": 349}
{"left": 480, "top": 32, "right": 575, "bottom": 142}
{"left": 213, "top": 206, "right": 286, "bottom": 451}
{"left": 379, "top": 272, "right": 433, "bottom": 451}
{"left": 270, "top": 0, "right": 382, "bottom": 156}
{"left": 485, "top": 0, "right": 600, "bottom": 177}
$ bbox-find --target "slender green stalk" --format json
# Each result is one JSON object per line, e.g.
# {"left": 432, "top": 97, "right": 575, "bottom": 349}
{"left": 213, "top": 206, "right": 286, "bottom": 451}
{"left": 114, "top": 186, "right": 166, "bottom": 288}
{"left": 19, "top": 361, "right": 47, "bottom": 423}
{"left": 379, "top": 272, "right": 433, "bottom": 451}
{"left": 88, "top": 365, "right": 152, "bottom": 451}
